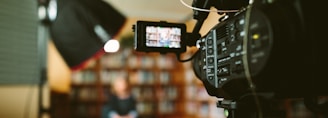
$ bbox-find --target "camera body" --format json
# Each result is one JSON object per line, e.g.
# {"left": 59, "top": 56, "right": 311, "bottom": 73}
{"left": 194, "top": 0, "right": 328, "bottom": 99}
{"left": 134, "top": 0, "right": 328, "bottom": 100}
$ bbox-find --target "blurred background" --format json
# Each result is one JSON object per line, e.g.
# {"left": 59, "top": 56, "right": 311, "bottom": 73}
{"left": 0, "top": 0, "right": 314, "bottom": 118}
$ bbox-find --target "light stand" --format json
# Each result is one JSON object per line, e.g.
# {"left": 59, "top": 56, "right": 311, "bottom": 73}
{"left": 37, "top": 0, "right": 57, "bottom": 117}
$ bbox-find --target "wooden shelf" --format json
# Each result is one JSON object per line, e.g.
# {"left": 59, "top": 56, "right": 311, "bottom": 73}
{"left": 65, "top": 48, "right": 188, "bottom": 118}
{"left": 52, "top": 48, "right": 226, "bottom": 118}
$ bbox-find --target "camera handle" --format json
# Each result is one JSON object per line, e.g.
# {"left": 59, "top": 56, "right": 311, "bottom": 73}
{"left": 217, "top": 99, "right": 261, "bottom": 118}
{"left": 184, "top": 0, "right": 212, "bottom": 47}
{"left": 217, "top": 99, "right": 237, "bottom": 118}
{"left": 217, "top": 98, "right": 263, "bottom": 118}
{"left": 217, "top": 93, "right": 290, "bottom": 118}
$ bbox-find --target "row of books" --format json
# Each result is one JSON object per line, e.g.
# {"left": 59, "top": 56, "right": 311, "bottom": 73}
{"left": 101, "top": 50, "right": 176, "bottom": 69}
{"left": 127, "top": 55, "right": 176, "bottom": 69}
{"left": 136, "top": 101, "right": 178, "bottom": 115}
{"left": 158, "top": 71, "right": 171, "bottom": 84}
{"left": 157, "top": 86, "right": 178, "bottom": 100}
{"left": 185, "top": 101, "right": 225, "bottom": 118}
{"left": 185, "top": 85, "right": 215, "bottom": 101}
{"left": 71, "top": 70, "right": 96, "bottom": 84}
{"left": 70, "top": 87, "right": 98, "bottom": 102}
{"left": 100, "top": 70, "right": 126, "bottom": 84}
{"left": 71, "top": 104, "right": 98, "bottom": 118}
{"left": 129, "top": 70, "right": 155, "bottom": 85}
{"left": 100, "top": 48, "right": 131, "bottom": 68}
{"left": 100, "top": 71, "right": 173, "bottom": 86}
{"left": 132, "top": 87, "right": 154, "bottom": 100}
{"left": 131, "top": 86, "right": 178, "bottom": 101}
{"left": 101, "top": 52, "right": 127, "bottom": 68}
{"left": 158, "top": 100, "right": 176, "bottom": 114}
{"left": 155, "top": 55, "right": 176, "bottom": 69}
{"left": 136, "top": 101, "right": 155, "bottom": 115}
{"left": 72, "top": 69, "right": 172, "bottom": 85}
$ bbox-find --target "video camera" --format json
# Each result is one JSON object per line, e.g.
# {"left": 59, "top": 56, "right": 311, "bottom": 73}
{"left": 134, "top": 0, "right": 328, "bottom": 117}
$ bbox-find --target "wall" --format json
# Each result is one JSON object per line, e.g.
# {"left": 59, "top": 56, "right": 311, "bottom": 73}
{"left": 0, "top": 0, "right": 51, "bottom": 116}
{"left": 0, "top": 41, "right": 63, "bottom": 118}
{"left": 0, "top": 85, "right": 50, "bottom": 118}
{"left": 47, "top": 41, "right": 71, "bottom": 93}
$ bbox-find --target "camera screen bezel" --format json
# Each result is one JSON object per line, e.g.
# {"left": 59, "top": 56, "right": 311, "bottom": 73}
{"left": 134, "top": 21, "right": 186, "bottom": 53}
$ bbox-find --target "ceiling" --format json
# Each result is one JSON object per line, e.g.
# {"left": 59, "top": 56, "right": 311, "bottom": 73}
{"left": 104, "top": 0, "right": 194, "bottom": 22}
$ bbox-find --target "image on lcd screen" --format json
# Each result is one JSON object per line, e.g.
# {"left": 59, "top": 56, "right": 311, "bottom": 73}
{"left": 145, "top": 26, "right": 181, "bottom": 48}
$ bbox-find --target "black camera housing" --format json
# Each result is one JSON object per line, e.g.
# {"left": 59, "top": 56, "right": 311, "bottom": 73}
{"left": 193, "top": 0, "right": 328, "bottom": 99}
{"left": 133, "top": 21, "right": 187, "bottom": 53}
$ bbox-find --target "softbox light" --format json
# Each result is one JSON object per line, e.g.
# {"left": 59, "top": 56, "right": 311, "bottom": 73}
{"left": 50, "top": 0, "right": 126, "bottom": 70}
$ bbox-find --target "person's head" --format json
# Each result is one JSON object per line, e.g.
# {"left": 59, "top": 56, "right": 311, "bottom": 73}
{"left": 111, "top": 74, "right": 130, "bottom": 96}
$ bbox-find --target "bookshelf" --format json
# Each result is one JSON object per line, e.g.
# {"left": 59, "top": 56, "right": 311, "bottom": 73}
{"left": 101, "top": 48, "right": 185, "bottom": 118}
{"left": 68, "top": 55, "right": 104, "bottom": 118}
{"left": 67, "top": 48, "right": 228, "bottom": 118}
{"left": 70, "top": 67, "right": 102, "bottom": 118}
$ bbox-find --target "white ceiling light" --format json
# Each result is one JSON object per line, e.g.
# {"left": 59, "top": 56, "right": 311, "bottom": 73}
{"left": 104, "top": 40, "right": 120, "bottom": 53}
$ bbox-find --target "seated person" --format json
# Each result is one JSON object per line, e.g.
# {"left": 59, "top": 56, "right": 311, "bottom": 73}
{"left": 103, "top": 75, "right": 138, "bottom": 118}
